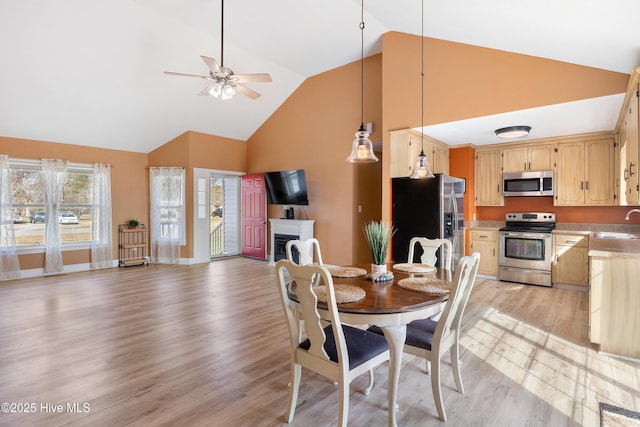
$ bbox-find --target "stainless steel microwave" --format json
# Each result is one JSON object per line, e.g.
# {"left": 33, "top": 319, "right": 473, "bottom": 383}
{"left": 503, "top": 171, "right": 554, "bottom": 197}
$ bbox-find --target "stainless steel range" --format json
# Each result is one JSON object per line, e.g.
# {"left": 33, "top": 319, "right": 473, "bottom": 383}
{"left": 498, "top": 212, "right": 556, "bottom": 287}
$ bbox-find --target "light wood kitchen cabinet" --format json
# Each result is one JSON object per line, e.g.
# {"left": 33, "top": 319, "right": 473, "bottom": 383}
{"left": 552, "top": 233, "right": 589, "bottom": 287}
{"left": 616, "top": 76, "right": 639, "bottom": 205}
{"left": 475, "top": 148, "right": 503, "bottom": 206}
{"left": 555, "top": 137, "right": 615, "bottom": 206}
{"left": 431, "top": 142, "right": 449, "bottom": 175}
{"left": 471, "top": 230, "right": 498, "bottom": 276}
{"left": 590, "top": 254, "right": 640, "bottom": 359}
{"left": 502, "top": 143, "right": 556, "bottom": 173}
{"left": 390, "top": 129, "right": 448, "bottom": 177}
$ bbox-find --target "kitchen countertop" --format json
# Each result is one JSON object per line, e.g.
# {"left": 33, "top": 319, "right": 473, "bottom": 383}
{"left": 470, "top": 221, "right": 640, "bottom": 256}
{"left": 552, "top": 229, "right": 591, "bottom": 235}
{"left": 588, "top": 234, "right": 640, "bottom": 258}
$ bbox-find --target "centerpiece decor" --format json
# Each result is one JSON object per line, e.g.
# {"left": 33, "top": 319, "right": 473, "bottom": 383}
{"left": 363, "top": 220, "right": 396, "bottom": 274}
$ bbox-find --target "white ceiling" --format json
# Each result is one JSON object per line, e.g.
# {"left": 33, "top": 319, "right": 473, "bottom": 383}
{"left": 1, "top": 0, "right": 639, "bottom": 152}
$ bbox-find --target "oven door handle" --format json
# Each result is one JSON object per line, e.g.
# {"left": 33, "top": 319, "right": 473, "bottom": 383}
{"left": 500, "top": 232, "right": 551, "bottom": 239}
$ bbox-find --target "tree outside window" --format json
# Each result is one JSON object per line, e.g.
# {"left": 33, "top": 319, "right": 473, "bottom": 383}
{"left": 10, "top": 165, "right": 94, "bottom": 246}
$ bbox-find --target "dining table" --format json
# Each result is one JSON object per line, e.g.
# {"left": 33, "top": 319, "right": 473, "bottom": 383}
{"left": 287, "top": 262, "right": 452, "bottom": 427}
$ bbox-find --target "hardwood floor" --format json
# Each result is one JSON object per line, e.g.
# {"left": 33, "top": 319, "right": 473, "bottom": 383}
{"left": 0, "top": 258, "right": 638, "bottom": 426}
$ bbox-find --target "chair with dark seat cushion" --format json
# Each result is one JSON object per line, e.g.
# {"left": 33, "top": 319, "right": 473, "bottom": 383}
{"left": 368, "top": 252, "right": 480, "bottom": 421}
{"left": 275, "top": 260, "right": 390, "bottom": 426}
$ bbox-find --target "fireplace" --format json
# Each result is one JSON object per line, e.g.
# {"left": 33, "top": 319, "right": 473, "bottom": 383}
{"left": 268, "top": 219, "right": 315, "bottom": 265}
{"left": 274, "top": 233, "right": 299, "bottom": 263}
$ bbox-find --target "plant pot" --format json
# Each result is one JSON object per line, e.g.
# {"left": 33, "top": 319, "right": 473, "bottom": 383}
{"left": 371, "top": 264, "right": 387, "bottom": 274}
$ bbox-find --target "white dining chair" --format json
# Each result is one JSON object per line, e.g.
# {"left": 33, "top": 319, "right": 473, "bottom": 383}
{"left": 285, "top": 238, "right": 323, "bottom": 266}
{"left": 368, "top": 252, "right": 480, "bottom": 421}
{"left": 408, "top": 237, "right": 453, "bottom": 270}
{"left": 275, "top": 260, "right": 390, "bottom": 427}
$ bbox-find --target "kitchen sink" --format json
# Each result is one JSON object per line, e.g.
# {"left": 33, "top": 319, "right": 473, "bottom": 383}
{"left": 592, "top": 232, "right": 640, "bottom": 240}
{"left": 590, "top": 231, "right": 640, "bottom": 255}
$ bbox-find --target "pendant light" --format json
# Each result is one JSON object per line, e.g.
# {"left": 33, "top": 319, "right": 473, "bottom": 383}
{"left": 410, "top": 0, "right": 435, "bottom": 179}
{"left": 346, "top": 0, "right": 378, "bottom": 163}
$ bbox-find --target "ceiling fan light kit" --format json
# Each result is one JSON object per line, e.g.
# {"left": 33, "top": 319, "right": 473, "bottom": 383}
{"left": 495, "top": 125, "right": 532, "bottom": 138}
{"left": 164, "top": 0, "right": 271, "bottom": 100}
{"left": 347, "top": 0, "right": 379, "bottom": 163}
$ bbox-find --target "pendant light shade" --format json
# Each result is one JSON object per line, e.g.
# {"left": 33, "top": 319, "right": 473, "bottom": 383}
{"left": 347, "top": 124, "right": 378, "bottom": 163}
{"left": 346, "top": 0, "right": 379, "bottom": 163}
{"left": 410, "top": 150, "right": 435, "bottom": 179}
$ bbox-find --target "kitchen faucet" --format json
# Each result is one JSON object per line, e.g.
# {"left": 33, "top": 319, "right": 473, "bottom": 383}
{"left": 625, "top": 209, "right": 640, "bottom": 220}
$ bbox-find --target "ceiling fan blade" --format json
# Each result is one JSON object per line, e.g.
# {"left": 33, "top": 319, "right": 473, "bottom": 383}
{"left": 200, "top": 55, "right": 222, "bottom": 75}
{"left": 198, "top": 82, "right": 216, "bottom": 96}
{"left": 235, "top": 84, "right": 261, "bottom": 100}
{"left": 234, "top": 73, "right": 272, "bottom": 83}
{"left": 164, "top": 71, "right": 209, "bottom": 79}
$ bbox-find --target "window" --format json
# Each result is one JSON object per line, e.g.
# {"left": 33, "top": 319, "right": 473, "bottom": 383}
{"left": 156, "top": 174, "right": 184, "bottom": 241}
{"left": 9, "top": 160, "right": 94, "bottom": 247}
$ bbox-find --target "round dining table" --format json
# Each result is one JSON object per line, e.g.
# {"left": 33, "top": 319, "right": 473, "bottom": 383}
{"left": 289, "top": 263, "right": 452, "bottom": 427}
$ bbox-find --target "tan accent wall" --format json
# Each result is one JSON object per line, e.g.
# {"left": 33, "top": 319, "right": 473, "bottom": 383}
{"left": 247, "top": 55, "right": 383, "bottom": 266}
{"left": 0, "top": 136, "right": 148, "bottom": 268}
{"left": 148, "top": 131, "right": 247, "bottom": 259}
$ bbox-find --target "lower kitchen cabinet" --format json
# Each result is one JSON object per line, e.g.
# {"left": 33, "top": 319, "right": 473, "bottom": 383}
{"left": 471, "top": 230, "right": 498, "bottom": 276}
{"left": 552, "top": 233, "right": 589, "bottom": 287}
{"left": 590, "top": 255, "right": 640, "bottom": 359}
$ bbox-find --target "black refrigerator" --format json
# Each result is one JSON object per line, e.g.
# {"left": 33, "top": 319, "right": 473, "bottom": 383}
{"left": 392, "top": 174, "right": 466, "bottom": 269}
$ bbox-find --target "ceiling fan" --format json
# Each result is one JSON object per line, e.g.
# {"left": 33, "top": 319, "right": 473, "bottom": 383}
{"left": 164, "top": 0, "right": 271, "bottom": 100}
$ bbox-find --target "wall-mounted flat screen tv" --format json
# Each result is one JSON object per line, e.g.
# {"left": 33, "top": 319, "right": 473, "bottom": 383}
{"left": 264, "top": 169, "right": 309, "bottom": 205}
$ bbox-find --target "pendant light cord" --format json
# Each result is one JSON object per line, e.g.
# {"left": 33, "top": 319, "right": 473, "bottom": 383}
{"left": 360, "top": 0, "right": 365, "bottom": 129}
{"left": 420, "top": 0, "right": 424, "bottom": 153}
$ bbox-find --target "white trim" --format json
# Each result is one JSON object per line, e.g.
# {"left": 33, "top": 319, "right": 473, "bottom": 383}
{"left": 16, "top": 260, "right": 118, "bottom": 279}
{"left": 198, "top": 168, "right": 245, "bottom": 176}
{"left": 16, "top": 242, "right": 91, "bottom": 255}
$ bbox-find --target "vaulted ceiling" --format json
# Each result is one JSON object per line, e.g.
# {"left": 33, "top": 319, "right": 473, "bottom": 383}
{"left": 1, "top": 0, "right": 639, "bottom": 152}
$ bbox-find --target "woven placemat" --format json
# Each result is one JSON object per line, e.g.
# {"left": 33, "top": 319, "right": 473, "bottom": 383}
{"left": 393, "top": 263, "right": 436, "bottom": 275}
{"left": 397, "top": 277, "right": 453, "bottom": 295}
{"left": 326, "top": 266, "right": 367, "bottom": 278}
{"left": 314, "top": 284, "right": 366, "bottom": 304}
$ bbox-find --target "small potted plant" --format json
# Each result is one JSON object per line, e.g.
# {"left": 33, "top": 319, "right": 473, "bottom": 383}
{"left": 363, "top": 220, "right": 396, "bottom": 273}
{"left": 127, "top": 219, "right": 139, "bottom": 229}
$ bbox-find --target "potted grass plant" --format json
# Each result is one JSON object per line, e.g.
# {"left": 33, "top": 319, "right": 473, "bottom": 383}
{"left": 363, "top": 220, "right": 396, "bottom": 273}
{"left": 127, "top": 218, "right": 140, "bottom": 229}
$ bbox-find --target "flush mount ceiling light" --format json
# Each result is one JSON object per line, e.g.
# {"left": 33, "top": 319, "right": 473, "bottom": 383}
{"left": 495, "top": 125, "right": 532, "bottom": 138}
{"left": 346, "top": 0, "right": 378, "bottom": 163}
{"left": 410, "top": 0, "right": 434, "bottom": 179}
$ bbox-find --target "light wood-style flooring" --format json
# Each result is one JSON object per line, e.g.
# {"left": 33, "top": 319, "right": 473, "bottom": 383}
{"left": 0, "top": 258, "right": 638, "bottom": 426}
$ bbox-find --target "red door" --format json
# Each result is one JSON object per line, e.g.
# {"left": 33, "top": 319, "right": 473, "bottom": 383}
{"left": 241, "top": 174, "right": 267, "bottom": 259}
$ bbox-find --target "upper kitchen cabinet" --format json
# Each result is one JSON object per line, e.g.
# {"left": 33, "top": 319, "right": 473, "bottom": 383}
{"left": 390, "top": 129, "right": 449, "bottom": 178}
{"left": 475, "top": 148, "right": 504, "bottom": 206}
{"left": 502, "top": 142, "right": 556, "bottom": 173}
{"left": 555, "top": 135, "right": 615, "bottom": 206}
{"left": 615, "top": 67, "right": 640, "bottom": 206}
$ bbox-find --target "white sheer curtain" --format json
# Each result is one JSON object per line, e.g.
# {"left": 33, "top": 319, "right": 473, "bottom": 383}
{"left": 90, "top": 163, "right": 113, "bottom": 269}
{"left": 0, "top": 155, "right": 20, "bottom": 280}
{"left": 149, "top": 167, "right": 185, "bottom": 264}
{"left": 42, "top": 159, "right": 68, "bottom": 273}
